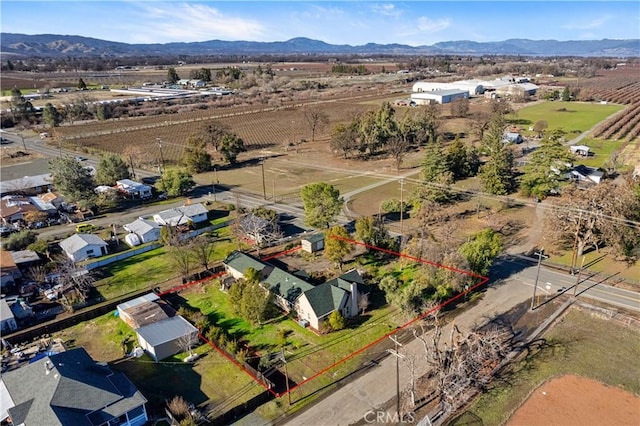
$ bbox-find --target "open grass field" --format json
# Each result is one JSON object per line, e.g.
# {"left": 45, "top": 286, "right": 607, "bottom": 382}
{"left": 449, "top": 308, "right": 640, "bottom": 426}
{"left": 507, "top": 101, "right": 624, "bottom": 135}
{"left": 572, "top": 137, "right": 628, "bottom": 169}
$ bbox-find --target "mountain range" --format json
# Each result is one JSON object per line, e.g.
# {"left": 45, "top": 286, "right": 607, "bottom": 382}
{"left": 1, "top": 33, "right": 638, "bottom": 57}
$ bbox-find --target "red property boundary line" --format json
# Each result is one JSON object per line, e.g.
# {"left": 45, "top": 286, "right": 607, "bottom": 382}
{"left": 156, "top": 237, "right": 489, "bottom": 398}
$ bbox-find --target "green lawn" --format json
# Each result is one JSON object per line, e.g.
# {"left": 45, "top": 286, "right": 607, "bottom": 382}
{"left": 92, "top": 227, "right": 240, "bottom": 300}
{"left": 449, "top": 308, "right": 640, "bottom": 426}
{"left": 93, "top": 247, "right": 176, "bottom": 300}
{"left": 573, "top": 138, "right": 628, "bottom": 169}
{"left": 184, "top": 282, "right": 402, "bottom": 382}
{"left": 507, "top": 101, "right": 624, "bottom": 135}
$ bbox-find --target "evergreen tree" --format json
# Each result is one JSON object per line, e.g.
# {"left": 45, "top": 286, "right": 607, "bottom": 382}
{"left": 9, "top": 87, "right": 34, "bottom": 124}
{"left": 324, "top": 225, "right": 353, "bottom": 270}
{"left": 479, "top": 113, "right": 515, "bottom": 195}
{"left": 49, "top": 156, "right": 96, "bottom": 202}
{"left": 220, "top": 134, "right": 246, "bottom": 164}
{"left": 520, "top": 129, "right": 573, "bottom": 199}
{"left": 420, "top": 140, "right": 453, "bottom": 202}
{"left": 157, "top": 168, "right": 195, "bottom": 197}
{"left": 300, "top": 182, "right": 344, "bottom": 228}
{"left": 181, "top": 134, "right": 212, "bottom": 173}
{"left": 43, "top": 103, "right": 62, "bottom": 127}
{"left": 167, "top": 67, "right": 180, "bottom": 84}
{"left": 95, "top": 154, "right": 131, "bottom": 186}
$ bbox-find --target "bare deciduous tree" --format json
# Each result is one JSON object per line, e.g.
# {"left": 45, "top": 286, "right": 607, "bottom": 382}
{"left": 55, "top": 257, "right": 95, "bottom": 304}
{"left": 411, "top": 306, "right": 510, "bottom": 414}
{"left": 177, "top": 332, "right": 199, "bottom": 355}
{"left": 303, "top": 107, "right": 329, "bottom": 142}
{"left": 232, "top": 212, "right": 282, "bottom": 254}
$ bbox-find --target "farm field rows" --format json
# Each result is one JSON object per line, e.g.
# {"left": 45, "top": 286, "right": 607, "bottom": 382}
{"left": 53, "top": 93, "right": 402, "bottom": 165}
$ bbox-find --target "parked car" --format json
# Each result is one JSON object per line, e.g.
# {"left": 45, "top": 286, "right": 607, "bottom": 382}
{"left": 76, "top": 223, "right": 96, "bottom": 233}
{"left": 0, "top": 226, "right": 16, "bottom": 237}
{"left": 40, "top": 132, "right": 49, "bottom": 139}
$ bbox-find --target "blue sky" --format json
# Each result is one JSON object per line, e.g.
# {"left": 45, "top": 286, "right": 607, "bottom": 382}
{"left": 1, "top": 1, "right": 638, "bottom": 46}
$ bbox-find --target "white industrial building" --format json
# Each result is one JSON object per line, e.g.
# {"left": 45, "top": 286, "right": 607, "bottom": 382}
{"left": 411, "top": 89, "right": 469, "bottom": 105}
{"left": 411, "top": 77, "right": 537, "bottom": 100}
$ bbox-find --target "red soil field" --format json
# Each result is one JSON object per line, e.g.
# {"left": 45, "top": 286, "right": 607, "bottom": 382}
{"left": 507, "top": 375, "right": 640, "bottom": 426}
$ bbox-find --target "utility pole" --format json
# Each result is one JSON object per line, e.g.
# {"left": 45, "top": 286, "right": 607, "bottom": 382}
{"left": 260, "top": 157, "right": 267, "bottom": 200}
{"left": 531, "top": 248, "right": 548, "bottom": 310}
{"left": 570, "top": 212, "right": 583, "bottom": 274}
{"left": 399, "top": 179, "right": 404, "bottom": 239}
{"left": 387, "top": 335, "right": 404, "bottom": 421}
{"left": 281, "top": 348, "right": 291, "bottom": 406}
{"left": 156, "top": 137, "right": 166, "bottom": 191}
{"left": 573, "top": 256, "right": 586, "bottom": 296}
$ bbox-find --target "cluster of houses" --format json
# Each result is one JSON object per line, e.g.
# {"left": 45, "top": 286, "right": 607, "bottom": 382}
{"left": 58, "top": 202, "right": 210, "bottom": 263}
{"left": 0, "top": 178, "right": 158, "bottom": 229}
{"left": 409, "top": 76, "right": 539, "bottom": 105}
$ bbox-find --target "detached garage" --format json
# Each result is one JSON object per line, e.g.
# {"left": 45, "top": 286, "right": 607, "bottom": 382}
{"left": 411, "top": 89, "right": 469, "bottom": 105}
{"left": 136, "top": 315, "right": 198, "bottom": 361}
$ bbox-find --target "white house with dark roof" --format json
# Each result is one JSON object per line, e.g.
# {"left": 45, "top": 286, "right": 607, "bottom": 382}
{"left": 59, "top": 234, "right": 109, "bottom": 262}
{"left": 123, "top": 219, "right": 161, "bottom": 244}
{"left": 152, "top": 203, "right": 208, "bottom": 226}
{"left": 0, "top": 347, "right": 148, "bottom": 426}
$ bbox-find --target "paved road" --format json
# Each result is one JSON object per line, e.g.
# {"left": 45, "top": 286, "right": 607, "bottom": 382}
{"left": 280, "top": 256, "right": 639, "bottom": 426}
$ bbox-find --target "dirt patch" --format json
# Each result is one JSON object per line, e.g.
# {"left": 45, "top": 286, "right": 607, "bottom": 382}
{"left": 507, "top": 374, "right": 640, "bottom": 426}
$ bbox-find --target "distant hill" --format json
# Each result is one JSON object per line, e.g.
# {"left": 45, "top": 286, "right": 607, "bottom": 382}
{"left": 1, "top": 33, "right": 638, "bottom": 57}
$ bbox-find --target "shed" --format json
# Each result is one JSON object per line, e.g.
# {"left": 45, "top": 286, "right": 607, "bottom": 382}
{"left": 135, "top": 316, "right": 198, "bottom": 361}
{"left": 503, "top": 132, "right": 524, "bottom": 144}
{"left": 301, "top": 233, "right": 325, "bottom": 253}
{"left": 570, "top": 145, "right": 590, "bottom": 156}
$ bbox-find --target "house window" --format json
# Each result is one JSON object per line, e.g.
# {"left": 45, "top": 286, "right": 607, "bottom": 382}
{"left": 86, "top": 249, "right": 94, "bottom": 255}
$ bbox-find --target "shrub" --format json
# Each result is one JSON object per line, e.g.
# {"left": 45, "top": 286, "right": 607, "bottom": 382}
{"left": 4, "top": 230, "right": 37, "bottom": 251}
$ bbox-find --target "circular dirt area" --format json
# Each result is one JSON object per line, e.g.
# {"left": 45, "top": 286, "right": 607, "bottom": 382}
{"left": 508, "top": 375, "right": 640, "bottom": 426}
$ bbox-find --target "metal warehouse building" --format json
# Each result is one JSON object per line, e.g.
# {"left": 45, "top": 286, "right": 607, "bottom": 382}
{"left": 411, "top": 89, "right": 469, "bottom": 105}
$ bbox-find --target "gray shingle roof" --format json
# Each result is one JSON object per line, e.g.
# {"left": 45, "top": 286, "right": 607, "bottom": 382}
{"left": 59, "top": 234, "right": 107, "bottom": 254}
{"left": 1, "top": 347, "right": 146, "bottom": 426}
{"left": 123, "top": 219, "right": 160, "bottom": 235}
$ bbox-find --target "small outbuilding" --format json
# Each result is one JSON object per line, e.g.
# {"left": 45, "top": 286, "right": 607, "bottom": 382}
{"left": 570, "top": 145, "right": 590, "bottom": 157}
{"left": 136, "top": 315, "right": 198, "bottom": 362}
{"left": 503, "top": 132, "right": 524, "bottom": 144}
{"left": 301, "top": 234, "right": 325, "bottom": 253}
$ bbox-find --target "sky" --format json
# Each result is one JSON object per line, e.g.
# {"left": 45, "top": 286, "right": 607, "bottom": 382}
{"left": 1, "top": 1, "right": 639, "bottom": 46}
